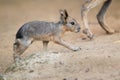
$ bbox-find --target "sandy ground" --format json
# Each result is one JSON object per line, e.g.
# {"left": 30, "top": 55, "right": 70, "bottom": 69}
{"left": 0, "top": 0, "right": 120, "bottom": 80}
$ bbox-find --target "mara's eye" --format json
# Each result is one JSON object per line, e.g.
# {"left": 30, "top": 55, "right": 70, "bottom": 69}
{"left": 70, "top": 22, "right": 75, "bottom": 25}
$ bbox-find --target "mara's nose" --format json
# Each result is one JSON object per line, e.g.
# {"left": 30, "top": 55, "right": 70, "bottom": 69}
{"left": 78, "top": 27, "right": 81, "bottom": 31}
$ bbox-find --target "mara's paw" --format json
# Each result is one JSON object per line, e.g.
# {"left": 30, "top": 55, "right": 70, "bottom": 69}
{"left": 106, "top": 29, "right": 115, "bottom": 34}
{"left": 72, "top": 46, "right": 81, "bottom": 51}
{"left": 83, "top": 29, "right": 94, "bottom": 40}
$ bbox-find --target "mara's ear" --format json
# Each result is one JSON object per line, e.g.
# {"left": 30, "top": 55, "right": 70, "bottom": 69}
{"left": 59, "top": 9, "right": 68, "bottom": 24}
{"left": 59, "top": 9, "right": 64, "bottom": 17}
{"left": 64, "top": 9, "right": 68, "bottom": 19}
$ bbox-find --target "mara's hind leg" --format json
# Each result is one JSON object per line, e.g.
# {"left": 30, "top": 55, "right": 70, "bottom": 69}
{"left": 81, "top": 0, "right": 103, "bottom": 39}
{"left": 97, "top": 0, "right": 115, "bottom": 34}
{"left": 43, "top": 41, "right": 49, "bottom": 51}
{"left": 13, "top": 39, "right": 32, "bottom": 63}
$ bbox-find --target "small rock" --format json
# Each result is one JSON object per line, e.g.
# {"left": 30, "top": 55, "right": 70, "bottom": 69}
{"left": 59, "top": 61, "right": 64, "bottom": 65}
{"left": 63, "top": 78, "right": 67, "bottom": 80}
{"left": 29, "top": 70, "right": 34, "bottom": 73}
{"left": 85, "top": 68, "right": 90, "bottom": 73}
{"left": 0, "top": 74, "right": 6, "bottom": 80}
{"left": 82, "top": 37, "right": 87, "bottom": 40}
{"left": 63, "top": 78, "right": 78, "bottom": 80}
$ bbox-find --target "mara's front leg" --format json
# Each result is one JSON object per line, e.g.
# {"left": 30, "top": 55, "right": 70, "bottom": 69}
{"left": 54, "top": 37, "right": 81, "bottom": 51}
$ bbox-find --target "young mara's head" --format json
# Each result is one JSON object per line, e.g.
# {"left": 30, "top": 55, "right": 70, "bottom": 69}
{"left": 59, "top": 9, "right": 81, "bottom": 33}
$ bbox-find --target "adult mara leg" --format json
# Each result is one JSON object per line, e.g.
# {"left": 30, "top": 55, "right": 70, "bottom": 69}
{"left": 97, "top": 0, "right": 115, "bottom": 34}
{"left": 81, "top": 0, "right": 104, "bottom": 39}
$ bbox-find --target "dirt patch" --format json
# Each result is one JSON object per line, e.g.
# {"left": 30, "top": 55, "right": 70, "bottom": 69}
{"left": 0, "top": 0, "right": 120, "bottom": 80}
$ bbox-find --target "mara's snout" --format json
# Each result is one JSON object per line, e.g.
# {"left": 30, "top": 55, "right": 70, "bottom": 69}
{"left": 75, "top": 25, "right": 81, "bottom": 33}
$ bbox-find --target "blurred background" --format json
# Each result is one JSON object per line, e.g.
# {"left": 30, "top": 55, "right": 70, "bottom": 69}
{"left": 0, "top": 0, "right": 120, "bottom": 73}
